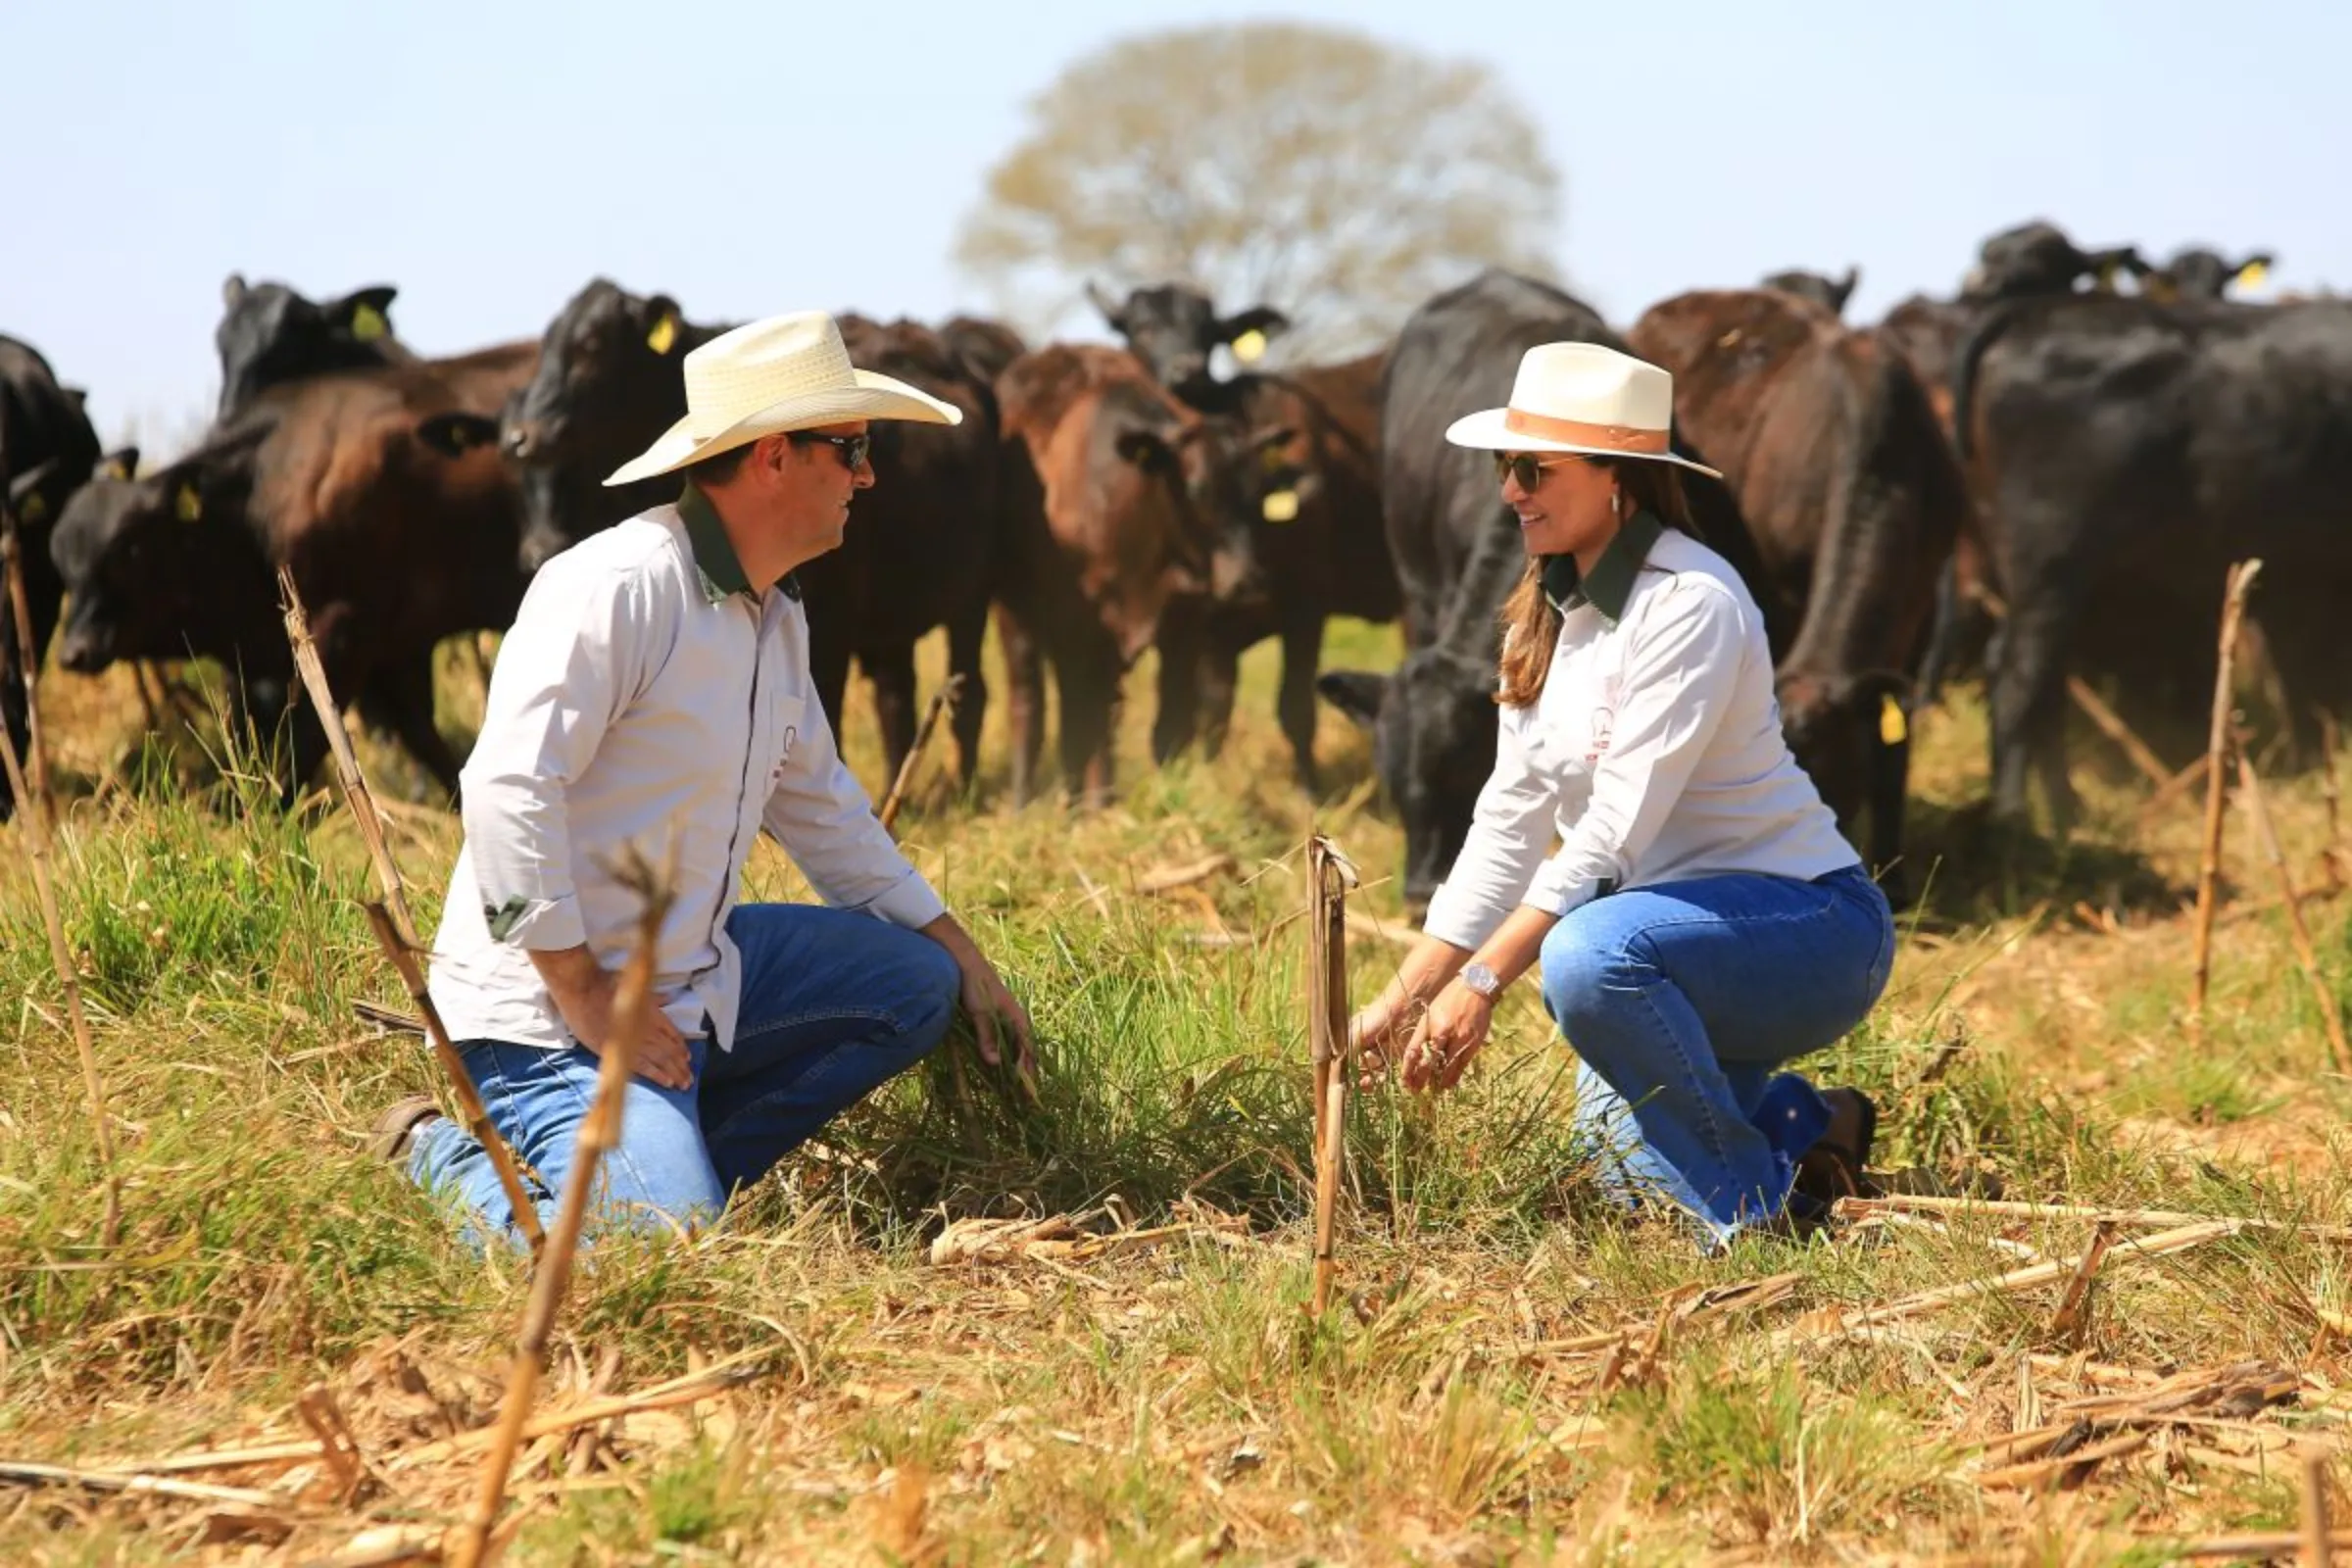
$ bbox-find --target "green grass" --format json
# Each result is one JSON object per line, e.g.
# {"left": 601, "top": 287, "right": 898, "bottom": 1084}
{"left": 2, "top": 622, "right": 2350, "bottom": 1563}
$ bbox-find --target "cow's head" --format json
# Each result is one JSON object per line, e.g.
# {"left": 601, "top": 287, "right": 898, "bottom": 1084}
{"left": 1097, "top": 382, "right": 1261, "bottom": 620}
{"left": 215, "top": 275, "right": 400, "bottom": 419}
{"left": 504, "top": 278, "right": 687, "bottom": 571}
{"left": 1317, "top": 647, "right": 1500, "bottom": 918}
{"left": 2144, "top": 247, "right": 2274, "bottom": 302}
{"left": 6, "top": 441, "right": 123, "bottom": 540}
{"left": 1760, "top": 267, "right": 1860, "bottom": 317}
{"left": 1962, "top": 222, "right": 2146, "bottom": 300}
{"left": 1777, "top": 666, "right": 1910, "bottom": 839}
{"left": 1088, "top": 281, "right": 1290, "bottom": 397}
{"left": 50, "top": 443, "right": 264, "bottom": 674}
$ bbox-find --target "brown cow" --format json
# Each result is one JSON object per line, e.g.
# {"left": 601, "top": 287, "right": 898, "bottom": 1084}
{"left": 1630, "top": 289, "right": 1966, "bottom": 886}
{"left": 991, "top": 345, "right": 1252, "bottom": 805}
{"left": 1152, "top": 354, "right": 1398, "bottom": 787}
{"left": 50, "top": 343, "right": 535, "bottom": 799}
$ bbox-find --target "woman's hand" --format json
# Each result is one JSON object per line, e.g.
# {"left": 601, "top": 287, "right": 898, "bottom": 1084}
{"left": 1399, "top": 980, "right": 1495, "bottom": 1094}
{"left": 1349, "top": 990, "right": 1419, "bottom": 1089}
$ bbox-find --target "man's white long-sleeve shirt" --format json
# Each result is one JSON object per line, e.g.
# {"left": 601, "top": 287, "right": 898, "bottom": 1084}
{"left": 427, "top": 492, "right": 946, "bottom": 1053}
{"left": 1421, "top": 523, "right": 1857, "bottom": 953}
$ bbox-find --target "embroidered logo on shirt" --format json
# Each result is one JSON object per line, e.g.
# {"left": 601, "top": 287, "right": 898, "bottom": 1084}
{"left": 767, "top": 724, "right": 799, "bottom": 790}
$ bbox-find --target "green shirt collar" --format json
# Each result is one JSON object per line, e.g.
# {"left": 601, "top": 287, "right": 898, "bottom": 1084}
{"left": 678, "top": 481, "right": 799, "bottom": 603}
{"left": 1541, "top": 509, "right": 1663, "bottom": 625}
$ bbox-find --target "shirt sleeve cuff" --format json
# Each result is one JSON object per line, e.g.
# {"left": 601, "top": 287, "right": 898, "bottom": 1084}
{"left": 1419, "top": 886, "right": 1500, "bottom": 952}
{"left": 865, "top": 872, "right": 949, "bottom": 932}
{"left": 492, "top": 893, "right": 588, "bottom": 952}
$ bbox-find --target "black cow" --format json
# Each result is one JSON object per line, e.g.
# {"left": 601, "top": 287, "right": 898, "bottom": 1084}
{"left": 51, "top": 345, "right": 535, "bottom": 801}
{"left": 1948, "top": 293, "right": 2352, "bottom": 827}
{"left": 501, "top": 280, "right": 999, "bottom": 784}
{"left": 1316, "top": 269, "right": 1788, "bottom": 914}
{"left": 1761, "top": 267, "right": 1860, "bottom": 318}
{"left": 1087, "top": 281, "right": 1290, "bottom": 405}
{"left": 2144, "top": 247, "right": 2275, "bottom": 302}
{"left": 1, "top": 335, "right": 103, "bottom": 820}
{"left": 1963, "top": 220, "right": 2147, "bottom": 300}
{"left": 215, "top": 275, "right": 409, "bottom": 418}
{"left": 1151, "top": 354, "right": 1398, "bottom": 788}
{"left": 938, "top": 316, "right": 1029, "bottom": 391}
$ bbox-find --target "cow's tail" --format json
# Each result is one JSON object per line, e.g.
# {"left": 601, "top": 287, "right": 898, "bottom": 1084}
{"left": 1946, "top": 301, "right": 2022, "bottom": 463}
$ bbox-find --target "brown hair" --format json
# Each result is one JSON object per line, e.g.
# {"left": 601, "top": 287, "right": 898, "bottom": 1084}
{"left": 1494, "top": 457, "right": 1694, "bottom": 708}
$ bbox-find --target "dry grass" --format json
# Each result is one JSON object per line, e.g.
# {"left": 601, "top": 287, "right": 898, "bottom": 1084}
{"left": 3, "top": 619, "right": 2350, "bottom": 1566}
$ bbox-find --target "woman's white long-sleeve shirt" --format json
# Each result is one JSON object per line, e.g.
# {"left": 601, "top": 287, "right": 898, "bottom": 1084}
{"left": 1420, "top": 526, "right": 1858, "bottom": 953}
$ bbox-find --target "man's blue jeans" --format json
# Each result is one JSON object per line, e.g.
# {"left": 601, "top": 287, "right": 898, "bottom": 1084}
{"left": 1540, "top": 865, "right": 1895, "bottom": 1247}
{"left": 408, "top": 903, "right": 960, "bottom": 1241}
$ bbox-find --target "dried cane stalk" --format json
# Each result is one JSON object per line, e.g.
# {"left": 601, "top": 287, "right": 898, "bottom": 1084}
{"left": 876, "top": 673, "right": 964, "bottom": 835}
{"left": 279, "top": 568, "right": 416, "bottom": 941}
{"left": 2323, "top": 712, "right": 2347, "bottom": 895}
{"left": 451, "top": 847, "right": 675, "bottom": 1568}
{"left": 2238, "top": 752, "right": 2351, "bottom": 1074}
{"left": 2, "top": 509, "right": 52, "bottom": 830}
{"left": 1306, "top": 835, "right": 1357, "bottom": 1317}
{"left": 0, "top": 700, "right": 121, "bottom": 1247}
{"left": 363, "top": 903, "right": 545, "bottom": 1257}
{"left": 2191, "top": 559, "right": 2262, "bottom": 1020}
{"left": 2305, "top": 1446, "right": 2336, "bottom": 1568}
{"left": 2066, "top": 675, "right": 2172, "bottom": 790}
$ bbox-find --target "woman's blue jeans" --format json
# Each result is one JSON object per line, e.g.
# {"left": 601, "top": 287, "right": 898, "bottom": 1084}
{"left": 1540, "top": 865, "right": 1894, "bottom": 1247}
{"left": 408, "top": 903, "right": 961, "bottom": 1243}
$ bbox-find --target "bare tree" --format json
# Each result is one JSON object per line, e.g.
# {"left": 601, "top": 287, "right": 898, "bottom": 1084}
{"left": 956, "top": 23, "right": 1562, "bottom": 362}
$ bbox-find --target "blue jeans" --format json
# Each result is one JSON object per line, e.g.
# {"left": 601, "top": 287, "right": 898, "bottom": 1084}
{"left": 1540, "top": 865, "right": 1894, "bottom": 1247}
{"left": 408, "top": 903, "right": 961, "bottom": 1242}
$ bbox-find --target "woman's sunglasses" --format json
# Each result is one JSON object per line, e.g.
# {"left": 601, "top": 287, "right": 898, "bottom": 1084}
{"left": 790, "top": 431, "right": 872, "bottom": 470}
{"left": 1492, "top": 452, "right": 1579, "bottom": 491}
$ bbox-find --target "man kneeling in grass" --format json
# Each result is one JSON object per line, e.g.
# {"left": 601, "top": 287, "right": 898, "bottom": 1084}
{"left": 374, "top": 312, "right": 1034, "bottom": 1240}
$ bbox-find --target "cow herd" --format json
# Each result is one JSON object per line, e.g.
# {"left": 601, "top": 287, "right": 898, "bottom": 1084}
{"left": 2, "top": 217, "right": 2343, "bottom": 912}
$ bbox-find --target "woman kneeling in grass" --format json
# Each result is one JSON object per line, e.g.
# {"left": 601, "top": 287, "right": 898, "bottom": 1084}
{"left": 1349, "top": 342, "right": 1894, "bottom": 1249}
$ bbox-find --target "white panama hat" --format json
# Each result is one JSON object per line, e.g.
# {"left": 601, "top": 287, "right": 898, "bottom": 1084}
{"left": 1444, "top": 341, "right": 1720, "bottom": 479}
{"left": 605, "top": 310, "right": 961, "bottom": 486}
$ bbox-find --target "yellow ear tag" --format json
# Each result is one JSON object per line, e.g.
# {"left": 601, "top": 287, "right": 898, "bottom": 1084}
{"left": 19, "top": 493, "right": 46, "bottom": 524}
{"left": 350, "top": 303, "right": 388, "bottom": 342}
{"left": 1229, "top": 328, "right": 1267, "bottom": 364}
{"left": 2237, "top": 260, "right": 2271, "bottom": 290}
{"left": 647, "top": 313, "right": 679, "bottom": 355}
{"left": 1879, "top": 692, "right": 1908, "bottom": 746}
{"left": 1261, "top": 489, "right": 1300, "bottom": 524}
{"left": 174, "top": 483, "right": 203, "bottom": 523}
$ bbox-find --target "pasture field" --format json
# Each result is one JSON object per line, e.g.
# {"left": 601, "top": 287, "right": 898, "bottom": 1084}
{"left": 3, "top": 619, "right": 2349, "bottom": 1566}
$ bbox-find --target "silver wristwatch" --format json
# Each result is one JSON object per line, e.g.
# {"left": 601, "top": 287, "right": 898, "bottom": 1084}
{"left": 1458, "top": 961, "right": 1501, "bottom": 1000}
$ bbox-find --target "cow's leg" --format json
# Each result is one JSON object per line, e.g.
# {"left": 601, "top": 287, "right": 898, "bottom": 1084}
{"left": 865, "top": 643, "right": 919, "bottom": 787}
{"left": 1152, "top": 602, "right": 1203, "bottom": 766}
{"left": 1275, "top": 612, "right": 1324, "bottom": 791}
{"left": 1866, "top": 730, "right": 1912, "bottom": 906}
{"left": 993, "top": 604, "right": 1045, "bottom": 808}
{"left": 1986, "top": 586, "right": 2077, "bottom": 832}
{"left": 1055, "top": 647, "right": 1118, "bottom": 808}
{"left": 1195, "top": 637, "right": 1242, "bottom": 761}
{"left": 945, "top": 603, "right": 988, "bottom": 790}
{"left": 366, "top": 656, "right": 462, "bottom": 803}
{"left": 808, "top": 623, "right": 855, "bottom": 749}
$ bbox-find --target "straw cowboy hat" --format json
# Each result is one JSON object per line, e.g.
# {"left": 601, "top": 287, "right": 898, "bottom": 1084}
{"left": 1445, "top": 342, "right": 1720, "bottom": 479}
{"left": 605, "top": 311, "right": 961, "bottom": 486}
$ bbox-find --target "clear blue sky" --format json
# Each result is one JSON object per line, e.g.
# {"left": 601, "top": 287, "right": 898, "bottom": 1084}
{"left": 7, "top": 0, "right": 2341, "bottom": 448}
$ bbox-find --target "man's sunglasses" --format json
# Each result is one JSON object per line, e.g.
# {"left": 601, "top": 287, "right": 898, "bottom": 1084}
{"left": 1492, "top": 452, "right": 1579, "bottom": 491}
{"left": 790, "top": 431, "right": 871, "bottom": 470}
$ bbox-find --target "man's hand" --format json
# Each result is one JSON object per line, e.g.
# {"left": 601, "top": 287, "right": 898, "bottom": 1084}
{"left": 529, "top": 946, "right": 694, "bottom": 1092}
{"left": 920, "top": 914, "right": 1038, "bottom": 1096}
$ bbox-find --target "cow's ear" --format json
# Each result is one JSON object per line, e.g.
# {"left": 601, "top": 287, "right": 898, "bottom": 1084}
{"left": 2086, "top": 248, "right": 2147, "bottom": 292}
{"left": 643, "top": 294, "right": 683, "bottom": 355}
{"left": 221, "top": 272, "right": 248, "bottom": 309}
{"left": 2234, "top": 254, "right": 2275, "bottom": 290}
{"left": 100, "top": 447, "right": 140, "bottom": 481}
{"left": 1830, "top": 267, "right": 1860, "bottom": 316}
{"left": 416, "top": 412, "right": 503, "bottom": 458}
{"left": 1217, "top": 305, "right": 1290, "bottom": 364}
{"left": 7, "top": 459, "right": 58, "bottom": 514}
{"left": 1316, "top": 669, "right": 1389, "bottom": 729}
{"left": 336, "top": 285, "right": 399, "bottom": 343}
{"left": 1085, "top": 280, "right": 1128, "bottom": 334}
{"left": 1114, "top": 428, "right": 1175, "bottom": 473}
